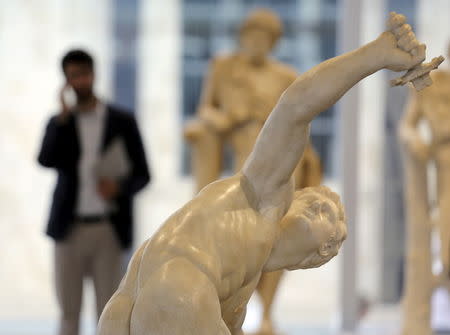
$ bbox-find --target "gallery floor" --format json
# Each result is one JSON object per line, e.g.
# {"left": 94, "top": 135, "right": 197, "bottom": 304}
{"left": 0, "top": 304, "right": 401, "bottom": 335}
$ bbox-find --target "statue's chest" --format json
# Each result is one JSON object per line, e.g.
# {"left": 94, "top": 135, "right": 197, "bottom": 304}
{"left": 423, "top": 93, "right": 450, "bottom": 129}
{"left": 221, "top": 67, "right": 287, "bottom": 107}
{"left": 422, "top": 76, "right": 450, "bottom": 126}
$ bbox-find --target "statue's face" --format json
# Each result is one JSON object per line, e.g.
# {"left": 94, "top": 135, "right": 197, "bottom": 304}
{"left": 281, "top": 187, "right": 347, "bottom": 271}
{"left": 240, "top": 27, "right": 273, "bottom": 63}
{"left": 291, "top": 212, "right": 346, "bottom": 270}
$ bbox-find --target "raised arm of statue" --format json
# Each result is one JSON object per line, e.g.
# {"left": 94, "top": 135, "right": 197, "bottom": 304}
{"left": 243, "top": 12, "right": 429, "bottom": 220}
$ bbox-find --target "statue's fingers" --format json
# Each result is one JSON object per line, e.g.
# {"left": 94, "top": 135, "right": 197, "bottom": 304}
{"left": 393, "top": 23, "right": 412, "bottom": 38}
{"left": 398, "top": 32, "right": 415, "bottom": 50}
{"left": 411, "top": 44, "right": 426, "bottom": 64}
{"left": 387, "top": 12, "right": 406, "bottom": 31}
{"left": 403, "top": 38, "right": 420, "bottom": 53}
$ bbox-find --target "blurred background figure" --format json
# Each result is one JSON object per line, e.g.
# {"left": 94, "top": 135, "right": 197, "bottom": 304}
{"left": 399, "top": 47, "right": 450, "bottom": 335}
{"left": 37, "top": 49, "right": 150, "bottom": 335}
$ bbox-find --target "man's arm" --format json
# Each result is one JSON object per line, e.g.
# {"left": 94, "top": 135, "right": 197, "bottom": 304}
{"left": 243, "top": 13, "right": 426, "bottom": 218}
{"left": 37, "top": 116, "right": 73, "bottom": 169}
{"left": 38, "top": 85, "right": 76, "bottom": 169}
{"left": 119, "top": 115, "right": 151, "bottom": 197}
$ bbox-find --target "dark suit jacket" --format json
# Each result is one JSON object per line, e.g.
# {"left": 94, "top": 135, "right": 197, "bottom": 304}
{"left": 37, "top": 104, "right": 151, "bottom": 249}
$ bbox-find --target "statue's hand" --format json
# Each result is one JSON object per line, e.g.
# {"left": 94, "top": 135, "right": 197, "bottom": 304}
{"left": 184, "top": 119, "right": 205, "bottom": 141}
{"left": 377, "top": 12, "right": 426, "bottom": 72}
{"left": 201, "top": 106, "right": 232, "bottom": 133}
{"left": 405, "top": 137, "right": 430, "bottom": 161}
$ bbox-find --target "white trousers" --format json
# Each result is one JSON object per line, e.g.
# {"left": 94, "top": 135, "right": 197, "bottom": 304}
{"left": 54, "top": 221, "right": 122, "bottom": 335}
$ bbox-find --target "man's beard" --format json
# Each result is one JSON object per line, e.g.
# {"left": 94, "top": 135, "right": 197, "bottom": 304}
{"left": 76, "top": 89, "right": 93, "bottom": 103}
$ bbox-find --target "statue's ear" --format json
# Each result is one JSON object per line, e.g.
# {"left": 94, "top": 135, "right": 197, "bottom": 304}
{"left": 319, "top": 242, "right": 332, "bottom": 257}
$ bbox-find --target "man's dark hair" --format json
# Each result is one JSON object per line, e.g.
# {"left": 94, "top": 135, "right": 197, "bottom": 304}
{"left": 61, "top": 49, "right": 94, "bottom": 73}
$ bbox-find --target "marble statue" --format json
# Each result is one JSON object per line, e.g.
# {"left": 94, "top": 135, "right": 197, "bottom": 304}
{"left": 399, "top": 50, "right": 447, "bottom": 335}
{"left": 184, "top": 9, "right": 320, "bottom": 193}
{"left": 97, "top": 12, "right": 440, "bottom": 335}
{"left": 184, "top": 9, "right": 322, "bottom": 334}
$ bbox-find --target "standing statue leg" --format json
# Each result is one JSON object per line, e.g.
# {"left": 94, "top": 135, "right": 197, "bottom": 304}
{"left": 401, "top": 150, "right": 432, "bottom": 335}
{"left": 436, "top": 150, "right": 450, "bottom": 278}
{"left": 254, "top": 270, "right": 284, "bottom": 335}
{"left": 294, "top": 144, "right": 322, "bottom": 189}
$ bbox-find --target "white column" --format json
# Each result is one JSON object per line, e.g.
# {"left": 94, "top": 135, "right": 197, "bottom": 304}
{"left": 337, "top": 0, "right": 362, "bottom": 332}
{"left": 136, "top": 0, "right": 192, "bottom": 244}
{"left": 357, "top": 0, "right": 387, "bottom": 302}
{"left": 0, "top": 0, "right": 112, "bottom": 320}
{"left": 416, "top": 0, "right": 450, "bottom": 61}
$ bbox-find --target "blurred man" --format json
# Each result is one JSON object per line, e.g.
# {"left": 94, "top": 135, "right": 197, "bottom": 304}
{"left": 37, "top": 49, "right": 150, "bottom": 335}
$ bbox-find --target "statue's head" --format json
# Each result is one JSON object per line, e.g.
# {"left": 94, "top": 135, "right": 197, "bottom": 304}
{"left": 238, "top": 9, "right": 283, "bottom": 64}
{"left": 267, "top": 186, "right": 346, "bottom": 271}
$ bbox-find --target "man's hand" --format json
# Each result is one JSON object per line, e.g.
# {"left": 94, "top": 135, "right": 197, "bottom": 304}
{"left": 58, "top": 83, "right": 72, "bottom": 123}
{"left": 377, "top": 12, "right": 426, "bottom": 72}
{"left": 97, "top": 179, "right": 120, "bottom": 201}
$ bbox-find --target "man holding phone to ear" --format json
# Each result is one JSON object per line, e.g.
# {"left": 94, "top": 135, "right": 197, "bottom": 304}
{"left": 37, "top": 49, "right": 151, "bottom": 335}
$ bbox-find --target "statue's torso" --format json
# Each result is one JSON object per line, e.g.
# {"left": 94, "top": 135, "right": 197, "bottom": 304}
{"left": 137, "top": 174, "right": 277, "bottom": 308}
{"left": 420, "top": 71, "right": 450, "bottom": 148}
{"left": 211, "top": 54, "right": 297, "bottom": 170}
{"left": 214, "top": 54, "right": 297, "bottom": 126}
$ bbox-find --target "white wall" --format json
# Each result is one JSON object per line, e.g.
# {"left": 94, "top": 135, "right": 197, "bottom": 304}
{"left": 357, "top": 0, "right": 387, "bottom": 301}
{"left": 417, "top": 0, "right": 450, "bottom": 62}
{"left": 0, "top": 0, "right": 112, "bottom": 322}
{"left": 135, "top": 0, "right": 191, "bottom": 244}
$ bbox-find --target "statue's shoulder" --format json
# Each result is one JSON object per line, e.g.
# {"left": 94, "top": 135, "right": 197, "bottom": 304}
{"left": 431, "top": 69, "right": 450, "bottom": 84}
{"left": 418, "top": 70, "right": 450, "bottom": 99}
{"left": 209, "top": 53, "right": 239, "bottom": 71}
{"left": 195, "top": 173, "right": 258, "bottom": 211}
{"left": 269, "top": 59, "right": 298, "bottom": 81}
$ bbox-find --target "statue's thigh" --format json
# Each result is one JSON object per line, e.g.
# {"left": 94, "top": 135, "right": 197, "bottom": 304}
{"left": 130, "top": 258, "right": 230, "bottom": 335}
{"left": 437, "top": 163, "right": 450, "bottom": 209}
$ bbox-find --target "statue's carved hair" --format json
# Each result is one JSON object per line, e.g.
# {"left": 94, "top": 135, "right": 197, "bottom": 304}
{"left": 294, "top": 186, "right": 345, "bottom": 223}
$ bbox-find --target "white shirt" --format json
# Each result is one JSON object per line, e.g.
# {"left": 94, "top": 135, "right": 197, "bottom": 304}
{"left": 75, "top": 102, "right": 109, "bottom": 216}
